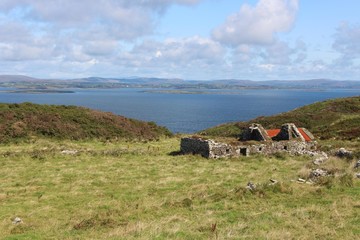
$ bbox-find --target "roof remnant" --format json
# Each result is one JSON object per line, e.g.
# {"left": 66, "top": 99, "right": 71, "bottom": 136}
{"left": 241, "top": 123, "right": 314, "bottom": 142}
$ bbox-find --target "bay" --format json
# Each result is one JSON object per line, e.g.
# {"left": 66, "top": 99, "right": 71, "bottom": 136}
{"left": 0, "top": 88, "right": 358, "bottom": 133}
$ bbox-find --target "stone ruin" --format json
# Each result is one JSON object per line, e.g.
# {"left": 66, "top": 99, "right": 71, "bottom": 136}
{"left": 180, "top": 123, "right": 316, "bottom": 159}
{"left": 180, "top": 137, "right": 234, "bottom": 159}
{"left": 240, "top": 123, "right": 271, "bottom": 141}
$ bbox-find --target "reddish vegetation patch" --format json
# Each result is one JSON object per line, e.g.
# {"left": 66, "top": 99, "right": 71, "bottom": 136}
{"left": 0, "top": 103, "right": 172, "bottom": 142}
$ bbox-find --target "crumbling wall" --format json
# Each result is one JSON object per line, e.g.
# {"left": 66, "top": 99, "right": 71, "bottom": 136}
{"left": 181, "top": 137, "right": 316, "bottom": 159}
{"left": 272, "top": 123, "right": 305, "bottom": 142}
{"left": 180, "top": 137, "right": 211, "bottom": 158}
{"left": 240, "top": 123, "right": 271, "bottom": 141}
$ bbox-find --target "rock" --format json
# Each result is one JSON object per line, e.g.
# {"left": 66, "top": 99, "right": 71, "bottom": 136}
{"left": 297, "top": 178, "right": 306, "bottom": 183}
{"left": 305, "top": 180, "right": 314, "bottom": 185}
{"left": 61, "top": 150, "right": 78, "bottom": 155}
{"left": 12, "top": 217, "right": 22, "bottom": 224}
{"left": 312, "top": 151, "right": 329, "bottom": 165}
{"left": 310, "top": 169, "right": 329, "bottom": 178}
{"left": 356, "top": 173, "right": 360, "bottom": 179}
{"left": 354, "top": 160, "right": 360, "bottom": 169}
{"left": 335, "top": 148, "right": 353, "bottom": 159}
{"left": 246, "top": 182, "right": 256, "bottom": 191}
{"left": 269, "top": 179, "right": 278, "bottom": 185}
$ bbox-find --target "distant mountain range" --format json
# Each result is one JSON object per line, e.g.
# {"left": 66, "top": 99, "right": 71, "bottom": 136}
{"left": 0, "top": 75, "right": 359, "bottom": 89}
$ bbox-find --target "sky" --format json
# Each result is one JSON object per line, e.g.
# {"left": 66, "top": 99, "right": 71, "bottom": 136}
{"left": 0, "top": 0, "right": 359, "bottom": 81}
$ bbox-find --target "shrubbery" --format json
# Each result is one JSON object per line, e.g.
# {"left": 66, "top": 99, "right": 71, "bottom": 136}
{"left": 0, "top": 102, "right": 172, "bottom": 142}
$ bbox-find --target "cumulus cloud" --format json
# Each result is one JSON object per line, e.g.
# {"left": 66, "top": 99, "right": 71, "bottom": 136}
{"left": 212, "top": 0, "right": 299, "bottom": 46}
{"left": 262, "top": 39, "right": 307, "bottom": 65}
{"left": 0, "top": 0, "right": 202, "bottom": 40}
{"left": 0, "top": 0, "right": 204, "bottom": 64}
{"left": 333, "top": 22, "right": 360, "bottom": 64}
{"left": 119, "top": 36, "right": 225, "bottom": 68}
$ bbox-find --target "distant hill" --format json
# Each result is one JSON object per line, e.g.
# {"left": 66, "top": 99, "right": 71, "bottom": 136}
{"left": 0, "top": 75, "right": 40, "bottom": 82}
{"left": 0, "top": 103, "right": 172, "bottom": 142}
{"left": 1, "top": 75, "right": 360, "bottom": 89}
{"left": 199, "top": 96, "right": 360, "bottom": 140}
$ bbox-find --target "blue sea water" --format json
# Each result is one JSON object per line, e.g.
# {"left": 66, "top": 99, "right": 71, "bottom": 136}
{"left": 0, "top": 88, "right": 358, "bottom": 133}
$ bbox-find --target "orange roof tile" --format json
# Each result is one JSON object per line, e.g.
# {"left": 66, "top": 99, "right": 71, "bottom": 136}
{"left": 266, "top": 128, "right": 312, "bottom": 142}
{"left": 266, "top": 129, "right": 281, "bottom": 138}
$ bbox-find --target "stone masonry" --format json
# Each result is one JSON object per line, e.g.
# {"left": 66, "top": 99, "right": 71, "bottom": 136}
{"left": 180, "top": 123, "right": 316, "bottom": 159}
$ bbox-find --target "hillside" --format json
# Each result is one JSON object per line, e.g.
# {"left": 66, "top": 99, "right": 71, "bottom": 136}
{"left": 0, "top": 102, "right": 171, "bottom": 142}
{"left": 199, "top": 96, "right": 360, "bottom": 140}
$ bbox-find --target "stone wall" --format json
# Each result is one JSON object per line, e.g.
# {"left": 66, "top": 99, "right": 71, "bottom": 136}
{"left": 272, "top": 123, "right": 305, "bottom": 141}
{"left": 180, "top": 137, "right": 316, "bottom": 159}
{"left": 180, "top": 137, "right": 212, "bottom": 158}
{"left": 240, "top": 123, "right": 271, "bottom": 141}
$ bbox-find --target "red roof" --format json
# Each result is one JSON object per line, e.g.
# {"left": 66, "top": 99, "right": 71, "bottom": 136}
{"left": 266, "top": 129, "right": 280, "bottom": 138}
{"left": 298, "top": 128, "right": 312, "bottom": 142}
{"left": 266, "top": 128, "right": 312, "bottom": 142}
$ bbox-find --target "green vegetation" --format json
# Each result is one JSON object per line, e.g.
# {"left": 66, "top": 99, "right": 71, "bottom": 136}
{"left": 200, "top": 96, "right": 360, "bottom": 140}
{"left": 0, "top": 137, "right": 359, "bottom": 239}
{"left": 0, "top": 102, "right": 171, "bottom": 143}
{"left": 0, "top": 97, "right": 360, "bottom": 239}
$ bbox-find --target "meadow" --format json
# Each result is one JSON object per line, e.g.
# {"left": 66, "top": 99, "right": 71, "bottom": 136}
{"left": 1, "top": 137, "right": 359, "bottom": 239}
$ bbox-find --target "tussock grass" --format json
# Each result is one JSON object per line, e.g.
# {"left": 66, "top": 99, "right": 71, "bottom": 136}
{"left": 0, "top": 137, "right": 359, "bottom": 239}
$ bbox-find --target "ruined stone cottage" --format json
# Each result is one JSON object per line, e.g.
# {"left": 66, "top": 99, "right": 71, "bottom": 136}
{"left": 180, "top": 123, "right": 316, "bottom": 158}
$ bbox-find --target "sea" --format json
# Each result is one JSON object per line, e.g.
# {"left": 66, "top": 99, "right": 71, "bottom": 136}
{"left": 0, "top": 87, "right": 358, "bottom": 133}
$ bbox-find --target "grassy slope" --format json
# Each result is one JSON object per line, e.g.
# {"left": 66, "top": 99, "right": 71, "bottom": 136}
{"left": 199, "top": 96, "right": 360, "bottom": 140}
{"left": 0, "top": 102, "right": 171, "bottom": 142}
{"left": 0, "top": 138, "right": 360, "bottom": 239}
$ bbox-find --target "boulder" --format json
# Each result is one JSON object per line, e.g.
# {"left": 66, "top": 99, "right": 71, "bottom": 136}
{"left": 312, "top": 151, "right": 329, "bottom": 165}
{"left": 354, "top": 160, "right": 360, "bottom": 169}
{"left": 12, "top": 217, "right": 22, "bottom": 224}
{"left": 335, "top": 148, "right": 353, "bottom": 159}
{"left": 246, "top": 182, "right": 256, "bottom": 191}
{"left": 310, "top": 169, "right": 329, "bottom": 179}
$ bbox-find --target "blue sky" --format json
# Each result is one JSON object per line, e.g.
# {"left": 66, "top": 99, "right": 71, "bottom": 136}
{"left": 0, "top": 0, "right": 359, "bottom": 80}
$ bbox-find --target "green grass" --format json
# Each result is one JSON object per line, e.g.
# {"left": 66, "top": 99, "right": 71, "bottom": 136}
{"left": 0, "top": 137, "right": 360, "bottom": 239}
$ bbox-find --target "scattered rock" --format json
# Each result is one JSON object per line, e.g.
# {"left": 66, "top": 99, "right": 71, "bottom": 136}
{"left": 297, "top": 178, "right": 306, "bottom": 183}
{"left": 61, "top": 150, "right": 78, "bottom": 155}
{"left": 246, "top": 182, "right": 256, "bottom": 191}
{"left": 310, "top": 169, "right": 329, "bottom": 179}
{"left": 354, "top": 160, "right": 360, "bottom": 169}
{"left": 335, "top": 148, "right": 353, "bottom": 159}
{"left": 312, "top": 151, "right": 328, "bottom": 165}
{"left": 269, "top": 179, "right": 278, "bottom": 185}
{"left": 306, "top": 180, "right": 314, "bottom": 185}
{"left": 12, "top": 217, "right": 22, "bottom": 224}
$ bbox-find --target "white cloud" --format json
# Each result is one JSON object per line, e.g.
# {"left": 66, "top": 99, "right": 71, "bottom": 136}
{"left": 113, "top": 36, "right": 226, "bottom": 78}
{"left": 0, "top": 0, "right": 204, "bottom": 64}
{"left": 212, "top": 0, "right": 299, "bottom": 46}
{"left": 262, "top": 39, "right": 306, "bottom": 65}
{"left": 333, "top": 22, "right": 360, "bottom": 64}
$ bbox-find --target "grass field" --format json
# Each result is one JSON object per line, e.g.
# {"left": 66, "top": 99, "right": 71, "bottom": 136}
{"left": 0, "top": 137, "right": 360, "bottom": 239}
